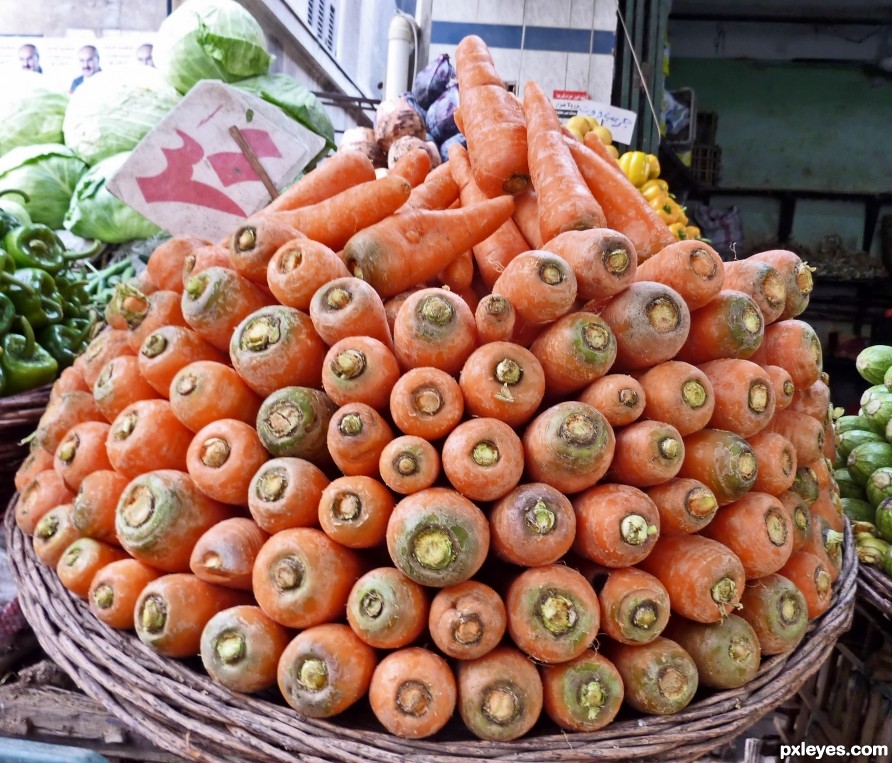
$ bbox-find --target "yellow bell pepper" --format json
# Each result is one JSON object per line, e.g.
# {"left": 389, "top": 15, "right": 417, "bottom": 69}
{"left": 640, "top": 179, "right": 669, "bottom": 202}
{"left": 618, "top": 151, "right": 651, "bottom": 187}
{"left": 668, "top": 222, "right": 688, "bottom": 239}
{"left": 646, "top": 154, "right": 661, "bottom": 179}
{"left": 666, "top": 198, "right": 688, "bottom": 226}
{"left": 605, "top": 144, "right": 620, "bottom": 160}
{"left": 685, "top": 225, "right": 702, "bottom": 240}
{"left": 649, "top": 195, "right": 678, "bottom": 224}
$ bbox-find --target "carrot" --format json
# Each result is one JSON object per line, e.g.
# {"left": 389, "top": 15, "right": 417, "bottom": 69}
{"left": 778, "top": 490, "right": 813, "bottom": 551}
{"left": 15, "top": 470, "right": 75, "bottom": 535}
{"left": 677, "top": 428, "right": 759, "bottom": 505}
{"left": 118, "top": 289, "right": 187, "bottom": 354}
{"left": 789, "top": 378, "right": 832, "bottom": 425}
{"left": 633, "top": 361, "right": 713, "bottom": 436}
{"left": 634, "top": 239, "right": 724, "bottom": 310}
{"left": 405, "top": 161, "right": 460, "bottom": 211}
{"left": 577, "top": 374, "right": 646, "bottom": 428}
{"left": 458, "top": 341, "right": 545, "bottom": 426}
{"left": 137, "top": 325, "right": 227, "bottom": 396}
{"left": 511, "top": 188, "right": 543, "bottom": 249}
{"left": 277, "top": 623, "right": 377, "bottom": 718}
{"left": 606, "top": 420, "right": 686, "bottom": 488}
{"left": 169, "top": 360, "right": 262, "bottom": 433}
{"left": 33, "top": 503, "right": 81, "bottom": 567}
{"left": 566, "top": 137, "right": 677, "bottom": 260}
{"left": 441, "top": 417, "right": 525, "bottom": 502}
{"left": 491, "top": 250, "right": 577, "bottom": 326}
{"left": 790, "top": 465, "right": 820, "bottom": 506}
{"left": 56, "top": 538, "right": 128, "bottom": 598}
{"left": 115, "top": 469, "right": 231, "bottom": 572}
{"left": 48, "top": 364, "right": 91, "bottom": 399}
{"left": 454, "top": 35, "right": 530, "bottom": 197}
{"left": 228, "top": 217, "right": 301, "bottom": 283}
{"left": 646, "top": 478, "right": 718, "bottom": 536}
{"left": 541, "top": 650, "right": 624, "bottom": 732}
{"left": 182, "top": 244, "right": 232, "bottom": 284}
{"left": 71, "top": 469, "right": 129, "bottom": 544}
{"left": 265, "top": 173, "right": 412, "bottom": 251}
{"left": 777, "top": 551, "right": 833, "bottom": 619}
{"left": 378, "top": 436, "right": 440, "bottom": 495}
{"left": 765, "top": 364, "right": 796, "bottom": 412}
{"left": 582, "top": 129, "right": 622, "bottom": 166}
{"left": 134, "top": 573, "right": 250, "bottom": 657}
{"left": 309, "top": 276, "right": 393, "bottom": 350}
{"left": 474, "top": 294, "right": 516, "bottom": 344}
{"left": 321, "top": 336, "right": 400, "bottom": 411}
{"left": 266, "top": 237, "right": 350, "bottom": 311}
{"left": 14, "top": 443, "right": 54, "bottom": 494}
{"left": 386, "top": 487, "right": 490, "bottom": 588}
{"left": 528, "top": 312, "right": 616, "bottom": 395}
{"left": 749, "top": 249, "right": 814, "bottom": 319}
{"left": 488, "top": 482, "right": 575, "bottom": 567}
{"left": 523, "top": 401, "right": 615, "bottom": 494}
{"left": 738, "top": 573, "right": 809, "bottom": 654}
{"left": 106, "top": 400, "right": 192, "bottom": 478}
{"left": 247, "top": 457, "right": 329, "bottom": 533}
{"left": 76, "top": 329, "right": 135, "bottom": 388}
{"left": 434, "top": 247, "right": 474, "bottom": 291}
{"left": 664, "top": 614, "right": 761, "bottom": 690}
{"left": 262, "top": 150, "right": 376, "bottom": 214}
{"left": 146, "top": 235, "right": 209, "bottom": 293}
{"left": 369, "top": 647, "right": 456, "bottom": 739}
{"left": 748, "top": 431, "right": 798, "bottom": 495}
{"left": 181, "top": 266, "right": 271, "bottom": 351}
{"left": 428, "top": 580, "right": 506, "bottom": 661}
{"left": 389, "top": 146, "right": 431, "bottom": 187}
{"left": 186, "top": 420, "right": 268, "bottom": 506}
{"left": 803, "top": 512, "right": 844, "bottom": 579}
{"left": 448, "top": 143, "right": 529, "bottom": 287}
{"left": 255, "top": 386, "right": 337, "bottom": 464}
{"left": 522, "top": 81, "right": 606, "bottom": 242}
{"left": 572, "top": 483, "right": 660, "bottom": 566}
{"left": 764, "top": 409, "right": 826, "bottom": 466}
{"left": 809, "top": 487, "right": 845, "bottom": 536}
{"left": 506, "top": 563, "right": 600, "bottom": 664}
{"left": 230, "top": 305, "right": 327, "bottom": 396}
{"left": 52, "top": 421, "right": 112, "bottom": 493}
{"left": 326, "top": 403, "right": 394, "bottom": 478}
{"left": 392, "top": 287, "right": 477, "bottom": 375}
{"left": 343, "top": 195, "right": 515, "bottom": 298}
{"left": 346, "top": 567, "right": 429, "bottom": 649}
{"left": 542, "top": 228, "right": 637, "bottom": 302}
{"left": 88, "top": 558, "right": 162, "bottom": 630}
{"left": 674, "top": 290, "right": 764, "bottom": 365}
{"left": 93, "top": 355, "right": 161, "bottom": 421}
{"left": 456, "top": 645, "right": 543, "bottom": 741}
{"left": 638, "top": 535, "right": 746, "bottom": 622}
{"left": 200, "top": 605, "right": 291, "bottom": 693}
{"left": 34, "top": 390, "right": 103, "bottom": 455}
{"left": 698, "top": 358, "right": 776, "bottom": 438}
{"left": 722, "top": 258, "right": 787, "bottom": 324}
{"left": 595, "top": 281, "right": 691, "bottom": 371}
{"left": 389, "top": 366, "right": 464, "bottom": 440}
{"left": 318, "top": 475, "right": 395, "bottom": 549}
{"left": 598, "top": 567, "right": 671, "bottom": 645}
{"left": 254, "top": 527, "right": 362, "bottom": 629}
{"left": 748, "top": 319, "right": 823, "bottom": 388}
{"left": 701, "top": 491, "right": 793, "bottom": 578}
{"left": 188, "top": 517, "right": 269, "bottom": 592}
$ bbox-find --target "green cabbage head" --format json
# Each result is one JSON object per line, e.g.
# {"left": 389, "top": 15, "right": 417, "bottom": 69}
{"left": 0, "top": 74, "right": 69, "bottom": 155}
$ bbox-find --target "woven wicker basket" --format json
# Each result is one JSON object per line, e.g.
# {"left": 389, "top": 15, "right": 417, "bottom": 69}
{"left": 0, "top": 385, "right": 52, "bottom": 504}
{"left": 857, "top": 563, "right": 892, "bottom": 621}
{"left": 6, "top": 503, "right": 857, "bottom": 763}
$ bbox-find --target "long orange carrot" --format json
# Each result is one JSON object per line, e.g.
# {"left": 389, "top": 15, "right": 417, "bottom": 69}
{"left": 542, "top": 229, "right": 637, "bottom": 302}
{"left": 405, "top": 161, "right": 461, "bottom": 211}
{"left": 262, "top": 150, "right": 376, "bottom": 214}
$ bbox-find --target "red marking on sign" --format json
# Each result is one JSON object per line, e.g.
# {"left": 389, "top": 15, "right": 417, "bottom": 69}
{"left": 136, "top": 129, "right": 247, "bottom": 217}
{"left": 207, "top": 128, "right": 283, "bottom": 187}
{"left": 553, "top": 89, "right": 588, "bottom": 100}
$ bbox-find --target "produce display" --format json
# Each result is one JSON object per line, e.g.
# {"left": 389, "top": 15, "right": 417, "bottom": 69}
{"left": 838, "top": 345, "right": 892, "bottom": 574}
{"left": 14, "top": 34, "right": 847, "bottom": 747}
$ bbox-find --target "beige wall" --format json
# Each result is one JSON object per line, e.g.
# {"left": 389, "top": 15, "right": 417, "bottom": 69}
{"left": 0, "top": 0, "right": 168, "bottom": 35}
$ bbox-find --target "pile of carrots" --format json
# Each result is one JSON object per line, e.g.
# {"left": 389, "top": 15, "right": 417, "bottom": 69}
{"left": 14, "top": 35, "right": 845, "bottom": 743}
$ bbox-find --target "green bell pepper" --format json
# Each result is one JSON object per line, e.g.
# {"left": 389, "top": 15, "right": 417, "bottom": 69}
{"left": 4, "top": 267, "right": 64, "bottom": 329}
{"left": 1, "top": 316, "right": 58, "bottom": 394}
{"left": 0, "top": 189, "right": 31, "bottom": 233}
{"left": 0, "top": 293, "right": 15, "bottom": 337}
{"left": 5, "top": 224, "right": 66, "bottom": 273}
{"left": 38, "top": 316, "right": 94, "bottom": 369}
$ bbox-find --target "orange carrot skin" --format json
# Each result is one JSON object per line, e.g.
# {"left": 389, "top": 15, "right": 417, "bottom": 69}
{"left": 169, "top": 361, "right": 262, "bottom": 433}
{"left": 543, "top": 228, "right": 637, "bottom": 302}
{"left": 529, "top": 312, "right": 617, "bottom": 395}
{"left": 107, "top": 399, "right": 193, "bottom": 478}
{"left": 378, "top": 435, "right": 441, "bottom": 495}
{"left": 186, "top": 419, "right": 269, "bottom": 505}
{"left": 675, "top": 290, "right": 765, "bottom": 365}
{"left": 598, "top": 567, "right": 671, "bottom": 645}
{"left": 577, "top": 374, "right": 646, "bottom": 428}
{"left": 789, "top": 378, "right": 831, "bottom": 425}
{"left": 76, "top": 329, "right": 136, "bottom": 389}
{"left": 33, "top": 504, "right": 81, "bottom": 568}
{"left": 635, "top": 361, "right": 714, "bottom": 436}
{"left": 389, "top": 366, "right": 464, "bottom": 441}
{"left": 634, "top": 239, "right": 724, "bottom": 311}
{"left": 722, "top": 258, "right": 788, "bottom": 324}
{"left": 321, "top": 335, "right": 401, "bottom": 412}
{"left": 748, "top": 319, "right": 823, "bottom": 389}
{"left": 369, "top": 647, "right": 457, "bottom": 739}
{"left": 512, "top": 188, "right": 543, "bottom": 249}
{"left": 492, "top": 250, "right": 578, "bottom": 326}
{"left": 541, "top": 650, "right": 624, "bottom": 732}
{"left": 749, "top": 249, "right": 814, "bottom": 320}
{"left": 72, "top": 469, "right": 131, "bottom": 544}
{"left": 199, "top": 605, "right": 292, "bottom": 693}
{"left": 764, "top": 409, "right": 826, "bottom": 466}
{"left": 134, "top": 573, "right": 251, "bottom": 657}
{"left": 124, "top": 289, "right": 188, "bottom": 353}
{"left": 182, "top": 244, "right": 232, "bottom": 284}
{"left": 326, "top": 403, "right": 394, "bottom": 478}
{"left": 605, "top": 420, "right": 685, "bottom": 488}
{"left": 189, "top": 517, "right": 269, "bottom": 590}
{"left": 266, "top": 237, "right": 351, "bottom": 312}
{"left": 309, "top": 276, "right": 393, "bottom": 350}
{"left": 646, "top": 477, "right": 719, "bottom": 536}
{"left": 677, "top": 428, "right": 759, "bottom": 506}
{"left": 428, "top": 581, "right": 507, "bottom": 660}
{"left": 56, "top": 538, "right": 129, "bottom": 598}
{"left": 88, "top": 558, "right": 162, "bottom": 630}
{"left": 765, "top": 364, "right": 796, "bottom": 412}
{"left": 748, "top": 431, "right": 798, "bottom": 495}
{"left": 474, "top": 294, "right": 517, "bottom": 344}
{"left": 35, "top": 390, "right": 104, "bottom": 455}
{"left": 699, "top": 358, "right": 777, "bottom": 438}
{"left": 146, "top": 235, "right": 210, "bottom": 293}
{"left": 738, "top": 573, "right": 809, "bottom": 654}
{"left": 262, "top": 150, "right": 376, "bottom": 214}
{"left": 228, "top": 217, "right": 302, "bottom": 283}
{"left": 15, "top": 444, "right": 55, "bottom": 494}
{"left": 346, "top": 567, "right": 429, "bottom": 649}
{"left": 49, "top": 365, "right": 91, "bottom": 400}
{"left": 778, "top": 490, "right": 813, "bottom": 551}
{"left": 442, "top": 417, "right": 525, "bottom": 502}
{"left": 277, "top": 623, "right": 377, "bottom": 718}
{"left": 116, "top": 470, "right": 232, "bottom": 573}
{"left": 93, "top": 355, "right": 162, "bottom": 422}
{"left": 53, "top": 420, "right": 112, "bottom": 492}
{"left": 405, "top": 161, "right": 460, "bottom": 210}
{"left": 16, "top": 470, "right": 75, "bottom": 536}
{"left": 318, "top": 475, "right": 396, "bottom": 549}
{"left": 248, "top": 457, "right": 329, "bottom": 533}
{"left": 138, "top": 325, "right": 228, "bottom": 397}
{"left": 777, "top": 551, "right": 833, "bottom": 619}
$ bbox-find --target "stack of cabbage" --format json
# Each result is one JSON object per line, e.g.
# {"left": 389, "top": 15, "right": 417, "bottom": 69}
{"left": 0, "top": 0, "right": 335, "bottom": 245}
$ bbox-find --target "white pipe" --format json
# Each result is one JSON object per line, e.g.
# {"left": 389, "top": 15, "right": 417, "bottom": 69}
{"left": 385, "top": 13, "right": 416, "bottom": 101}
{"left": 415, "top": 0, "right": 434, "bottom": 73}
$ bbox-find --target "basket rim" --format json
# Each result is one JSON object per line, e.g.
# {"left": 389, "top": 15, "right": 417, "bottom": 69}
{"left": 856, "top": 563, "right": 892, "bottom": 620}
{"left": 6, "top": 498, "right": 858, "bottom": 763}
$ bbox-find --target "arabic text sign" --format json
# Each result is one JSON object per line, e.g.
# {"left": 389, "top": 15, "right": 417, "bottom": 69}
{"left": 552, "top": 98, "right": 637, "bottom": 145}
{"left": 108, "top": 80, "right": 325, "bottom": 240}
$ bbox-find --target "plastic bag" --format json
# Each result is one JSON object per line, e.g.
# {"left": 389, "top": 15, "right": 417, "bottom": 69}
{"left": 413, "top": 53, "right": 455, "bottom": 109}
{"left": 426, "top": 83, "right": 460, "bottom": 145}
{"left": 690, "top": 203, "right": 743, "bottom": 261}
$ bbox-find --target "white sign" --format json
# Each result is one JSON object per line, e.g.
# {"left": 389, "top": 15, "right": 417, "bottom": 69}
{"left": 108, "top": 81, "right": 326, "bottom": 240}
{"left": 552, "top": 98, "right": 638, "bottom": 145}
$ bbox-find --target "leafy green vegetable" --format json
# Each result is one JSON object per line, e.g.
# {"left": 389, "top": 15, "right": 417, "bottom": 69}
{"left": 0, "top": 75, "right": 69, "bottom": 155}
{"left": 154, "top": 0, "right": 272, "bottom": 94}
{"left": 64, "top": 152, "right": 163, "bottom": 244}
{"left": 62, "top": 66, "right": 181, "bottom": 166}
{"left": 0, "top": 144, "right": 88, "bottom": 229}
